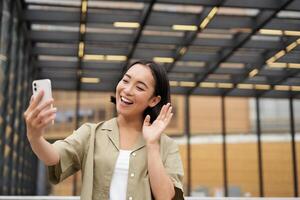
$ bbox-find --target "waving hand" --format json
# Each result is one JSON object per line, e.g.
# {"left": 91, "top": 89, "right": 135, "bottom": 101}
{"left": 142, "top": 103, "right": 173, "bottom": 145}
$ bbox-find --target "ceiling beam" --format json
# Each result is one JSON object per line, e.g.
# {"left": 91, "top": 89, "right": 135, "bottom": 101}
{"left": 186, "top": 0, "right": 295, "bottom": 95}
{"left": 165, "top": 6, "right": 223, "bottom": 73}
{"left": 122, "top": 0, "right": 156, "bottom": 71}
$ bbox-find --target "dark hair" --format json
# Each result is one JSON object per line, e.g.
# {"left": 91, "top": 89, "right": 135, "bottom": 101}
{"left": 111, "top": 60, "right": 171, "bottom": 123}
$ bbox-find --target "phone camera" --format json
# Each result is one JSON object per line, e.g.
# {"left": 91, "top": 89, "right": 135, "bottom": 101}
{"left": 34, "top": 83, "right": 37, "bottom": 86}
{"left": 34, "top": 87, "right": 37, "bottom": 91}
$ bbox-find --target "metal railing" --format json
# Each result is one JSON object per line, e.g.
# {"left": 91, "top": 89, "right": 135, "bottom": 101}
{"left": 0, "top": 197, "right": 300, "bottom": 200}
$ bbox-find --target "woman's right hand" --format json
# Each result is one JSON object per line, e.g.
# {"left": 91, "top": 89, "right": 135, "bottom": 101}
{"left": 24, "top": 90, "right": 57, "bottom": 142}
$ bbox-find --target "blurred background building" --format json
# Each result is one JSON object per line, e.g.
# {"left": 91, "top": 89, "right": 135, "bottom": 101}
{"left": 1, "top": 0, "right": 300, "bottom": 198}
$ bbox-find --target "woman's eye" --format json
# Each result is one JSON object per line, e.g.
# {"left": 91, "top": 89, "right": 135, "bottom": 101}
{"left": 137, "top": 86, "right": 144, "bottom": 91}
{"left": 122, "top": 79, "right": 129, "bottom": 83}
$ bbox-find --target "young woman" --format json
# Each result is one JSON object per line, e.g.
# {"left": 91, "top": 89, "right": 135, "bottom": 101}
{"left": 24, "top": 60, "right": 184, "bottom": 200}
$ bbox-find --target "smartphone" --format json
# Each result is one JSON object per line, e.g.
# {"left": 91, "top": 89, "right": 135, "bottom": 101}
{"left": 32, "top": 79, "right": 53, "bottom": 106}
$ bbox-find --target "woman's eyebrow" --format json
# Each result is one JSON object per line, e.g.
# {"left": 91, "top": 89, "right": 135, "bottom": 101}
{"left": 138, "top": 81, "right": 149, "bottom": 89}
{"left": 124, "top": 74, "right": 131, "bottom": 78}
{"left": 124, "top": 73, "right": 149, "bottom": 88}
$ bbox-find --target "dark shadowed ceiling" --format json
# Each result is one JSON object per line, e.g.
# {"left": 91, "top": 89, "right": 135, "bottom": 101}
{"left": 23, "top": 0, "right": 300, "bottom": 98}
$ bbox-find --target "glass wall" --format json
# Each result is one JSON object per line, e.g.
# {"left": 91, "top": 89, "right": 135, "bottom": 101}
{"left": 190, "top": 96, "right": 223, "bottom": 197}
{"left": 0, "top": 0, "right": 34, "bottom": 195}
{"left": 226, "top": 97, "right": 259, "bottom": 197}
{"left": 179, "top": 96, "right": 298, "bottom": 197}
{"left": 260, "top": 98, "right": 293, "bottom": 197}
{"left": 166, "top": 95, "right": 185, "bottom": 136}
{"left": 294, "top": 99, "right": 300, "bottom": 195}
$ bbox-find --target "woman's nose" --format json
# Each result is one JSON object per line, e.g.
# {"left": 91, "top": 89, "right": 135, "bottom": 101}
{"left": 123, "top": 84, "right": 134, "bottom": 95}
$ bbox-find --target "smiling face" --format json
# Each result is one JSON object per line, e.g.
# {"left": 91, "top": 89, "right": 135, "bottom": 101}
{"left": 115, "top": 63, "right": 161, "bottom": 120}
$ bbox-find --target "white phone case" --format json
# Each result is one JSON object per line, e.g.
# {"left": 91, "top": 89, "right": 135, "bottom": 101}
{"left": 32, "top": 79, "right": 53, "bottom": 106}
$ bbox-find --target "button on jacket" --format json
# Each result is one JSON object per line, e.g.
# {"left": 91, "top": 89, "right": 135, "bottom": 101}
{"left": 48, "top": 117, "right": 184, "bottom": 200}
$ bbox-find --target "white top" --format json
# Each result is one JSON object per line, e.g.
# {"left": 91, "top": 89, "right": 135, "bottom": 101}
{"left": 109, "top": 150, "right": 132, "bottom": 200}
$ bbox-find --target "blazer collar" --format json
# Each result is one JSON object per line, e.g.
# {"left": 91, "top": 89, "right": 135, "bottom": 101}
{"left": 101, "top": 117, "right": 146, "bottom": 151}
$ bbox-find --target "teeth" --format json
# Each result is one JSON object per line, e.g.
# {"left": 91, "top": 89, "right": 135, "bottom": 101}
{"left": 121, "top": 96, "right": 133, "bottom": 104}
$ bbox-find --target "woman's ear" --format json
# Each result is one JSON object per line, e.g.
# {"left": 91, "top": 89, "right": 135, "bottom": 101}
{"left": 149, "top": 95, "right": 161, "bottom": 108}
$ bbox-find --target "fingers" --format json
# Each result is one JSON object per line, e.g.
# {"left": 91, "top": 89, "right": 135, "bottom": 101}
{"left": 33, "top": 107, "right": 57, "bottom": 128}
{"left": 164, "top": 104, "right": 173, "bottom": 127}
{"left": 30, "top": 95, "right": 34, "bottom": 103}
{"left": 165, "top": 112, "right": 173, "bottom": 126}
{"left": 37, "top": 113, "right": 56, "bottom": 129}
{"left": 158, "top": 103, "right": 172, "bottom": 120}
{"left": 25, "top": 98, "right": 54, "bottom": 123}
{"left": 24, "top": 99, "right": 33, "bottom": 118}
{"left": 165, "top": 105, "right": 173, "bottom": 120}
{"left": 156, "top": 103, "right": 169, "bottom": 120}
{"left": 143, "top": 115, "right": 151, "bottom": 126}
{"left": 27, "top": 90, "right": 44, "bottom": 112}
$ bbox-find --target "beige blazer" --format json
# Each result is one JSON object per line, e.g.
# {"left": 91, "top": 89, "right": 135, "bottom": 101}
{"left": 48, "top": 117, "right": 184, "bottom": 200}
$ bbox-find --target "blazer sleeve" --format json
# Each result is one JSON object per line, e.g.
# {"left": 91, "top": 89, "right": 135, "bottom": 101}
{"left": 163, "top": 138, "right": 185, "bottom": 200}
{"left": 48, "top": 123, "right": 91, "bottom": 184}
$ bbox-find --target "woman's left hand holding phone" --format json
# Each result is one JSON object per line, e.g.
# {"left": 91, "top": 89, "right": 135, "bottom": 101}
{"left": 24, "top": 90, "right": 60, "bottom": 166}
{"left": 24, "top": 90, "right": 57, "bottom": 142}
